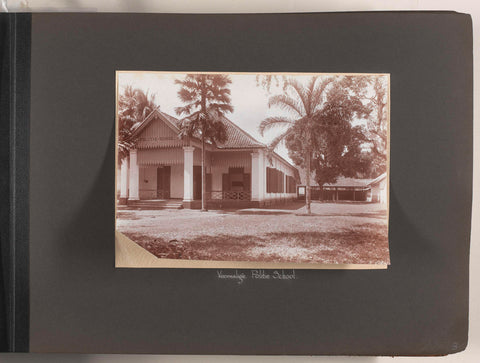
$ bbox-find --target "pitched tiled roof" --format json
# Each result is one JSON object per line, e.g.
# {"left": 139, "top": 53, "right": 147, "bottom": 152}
{"left": 130, "top": 109, "right": 297, "bottom": 168}
{"left": 136, "top": 108, "right": 265, "bottom": 149}
{"left": 324, "top": 177, "right": 372, "bottom": 188}
{"left": 210, "top": 115, "right": 265, "bottom": 149}
{"left": 368, "top": 172, "right": 387, "bottom": 186}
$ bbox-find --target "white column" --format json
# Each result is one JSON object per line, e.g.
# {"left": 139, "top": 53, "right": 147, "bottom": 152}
{"left": 251, "top": 151, "right": 260, "bottom": 201}
{"left": 119, "top": 157, "right": 129, "bottom": 203}
{"left": 258, "top": 149, "right": 266, "bottom": 202}
{"left": 128, "top": 149, "right": 139, "bottom": 201}
{"left": 183, "top": 146, "right": 195, "bottom": 203}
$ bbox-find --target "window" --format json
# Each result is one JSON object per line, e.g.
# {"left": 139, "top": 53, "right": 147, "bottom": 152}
{"left": 266, "top": 167, "right": 285, "bottom": 193}
{"left": 222, "top": 167, "right": 251, "bottom": 192}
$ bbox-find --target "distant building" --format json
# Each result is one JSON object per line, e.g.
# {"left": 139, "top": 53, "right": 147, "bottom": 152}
{"left": 118, "top": 109, "right": 298, "bottom": 209}
{"left": 296, "top": 170, "right": 387, "bottom": 203}
{"left": 366, "top": 172, "right": 387, "bottom": 204}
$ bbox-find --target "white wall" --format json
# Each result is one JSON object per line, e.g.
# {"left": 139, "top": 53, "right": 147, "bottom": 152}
{"left": 379, "top": 178, "right": 387, "bottom": 204}
{"left": 139, "top": 167, "right": 157, "bottom": 199}
{"left": 370, "top": 178, "right": 387, "bottom": 204}
{"left": 116, "top": 166, "right": 121, "bottom": 193}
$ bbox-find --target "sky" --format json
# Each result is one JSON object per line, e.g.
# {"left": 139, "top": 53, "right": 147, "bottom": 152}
{"left": 117, "top": 72, "right": 386, "bottom": 162}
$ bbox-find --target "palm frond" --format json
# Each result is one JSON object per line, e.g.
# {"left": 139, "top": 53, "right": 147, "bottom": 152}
{"left": 304, "top": 76, "right": 319, "bottom": 114}
{"left": 175, "top": 73, "right": 233, "bottom": 146}
{"left": 117, "top": 86, "right": 158, "bottom": 156}
{"left": 258, "top": 116, "right": 294, "bottom": 136}
{"left": 208, "top": 103, "right": 234, "bottom": 114}
{"left": 310, "top": 77, "right": 334, "bottom": 113}
{"left": 205, "top": 118, "right": 228, "bottom": 145}
{"left": 267, "top": 94, "right": 304, "bottom": 117}
{"left": 175, "top": 101, "right": 201, "bottom": 116}
{"left": 284, "top": 78, "right": 309, "bottom": 115}
{"left": 177, "top": 87, "right": 198, "bottom": 103}
{"left": 269, "top": 127, "right": 295, "bottom": 150}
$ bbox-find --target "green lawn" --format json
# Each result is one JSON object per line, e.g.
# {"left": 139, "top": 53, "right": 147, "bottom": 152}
{"left": 116, "top": 201, "right": 389, "bottom": 265}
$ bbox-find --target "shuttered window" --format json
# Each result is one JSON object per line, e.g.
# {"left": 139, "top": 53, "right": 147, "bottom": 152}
{"left": 222, "top": 168, "right": 251, "bottom": 192}
{"left": 243, "top": 173, "right": 251, "bottom": 192}
{"left": 266, "top": 167, "right": 285, "bottom": 193}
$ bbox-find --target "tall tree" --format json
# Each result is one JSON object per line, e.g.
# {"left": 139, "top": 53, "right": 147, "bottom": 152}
{"left": 341, "top": 75, "right": 388, "bottom": 177}
{"left": 175, "top": 74, "right": 233, "bottom": 211}
{"left": 365, "top": 76, "right": 388, "bottom": 176}
{"left": 309, "top": 81, "right": 369, "bottom": 186}
{"left": 117, "top": 86, "right": 157, "bottom": 161}
{"left": 259, "top": 76, "right": 334, "bottom": 214}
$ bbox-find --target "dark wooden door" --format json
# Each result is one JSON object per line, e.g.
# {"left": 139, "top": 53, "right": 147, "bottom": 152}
{"left": 206, "top": 174, "right": 212, "bottom": 193}
{"left": 193, "top": 166, "right": 202, "bottom": 200}
{"left": 157, "top": 166, "right": 171, "bottom": 199}
{"left": 243, "top": 173, "right": 251, "bottom": 192}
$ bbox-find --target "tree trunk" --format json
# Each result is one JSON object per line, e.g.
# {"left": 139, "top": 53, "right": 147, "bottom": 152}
{"left": 305, "top": 151, "right": 311, "bottom": 215}
{"left": 201, "top": 134, "right": 207, "bottom": 211}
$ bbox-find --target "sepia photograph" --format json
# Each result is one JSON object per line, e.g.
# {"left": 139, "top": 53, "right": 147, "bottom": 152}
{"left": 115, "top": 71, "right": 389, "bottom": 268}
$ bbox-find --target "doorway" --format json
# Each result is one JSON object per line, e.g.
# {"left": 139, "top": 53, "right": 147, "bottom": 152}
{"left": 156, "top": 166, "right": 171, "bottom": 199}
{"left": 193, "top": 166, "right": 201, "bottom": 200}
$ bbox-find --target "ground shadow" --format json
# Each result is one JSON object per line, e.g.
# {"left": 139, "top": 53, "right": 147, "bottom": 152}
{"left": 126, "top": 224, "right": 389, "bottom": 265}
{"left": 233, "top": 210, "right": 387, "bottom": 218}
{"left": 307, "top": 211, "right": 388, "bottom": 219}
{"left": 234, "top": 210, "right": 296, "bottom": 216}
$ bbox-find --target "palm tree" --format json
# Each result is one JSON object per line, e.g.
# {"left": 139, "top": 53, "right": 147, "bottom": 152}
{"left": 259, "top": 76, "right": 333, "bottom": 215}
{"left": 118, "top": 86, "right": 157, "bottom": 160}
{"left": 175, "top": 74, "right": 233, "bottom": 211}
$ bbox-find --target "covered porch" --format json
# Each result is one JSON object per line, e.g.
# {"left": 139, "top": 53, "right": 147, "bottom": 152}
{"left": 118, "top": 146, "right": 260, "bottom": 209}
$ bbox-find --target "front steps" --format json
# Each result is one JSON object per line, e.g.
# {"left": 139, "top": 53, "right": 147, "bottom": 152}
{"left": 125, "top": 199, "right": 183, "bottom": 210}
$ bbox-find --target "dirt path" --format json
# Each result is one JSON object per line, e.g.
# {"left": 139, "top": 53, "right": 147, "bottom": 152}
{"left": 116, "top": 202, "right": 389, "bottom": 265}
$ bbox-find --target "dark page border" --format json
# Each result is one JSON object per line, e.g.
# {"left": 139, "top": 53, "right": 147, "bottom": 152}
{"left": 29, "top": 12, "right": 472, "bottom": 355}
{"left": 0, "top": 13, "right": 31, "bottom": 353}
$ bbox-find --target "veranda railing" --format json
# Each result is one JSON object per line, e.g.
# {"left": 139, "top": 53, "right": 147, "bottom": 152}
{"left": 206, "top": 190, "right": 251, "bottom": 201}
